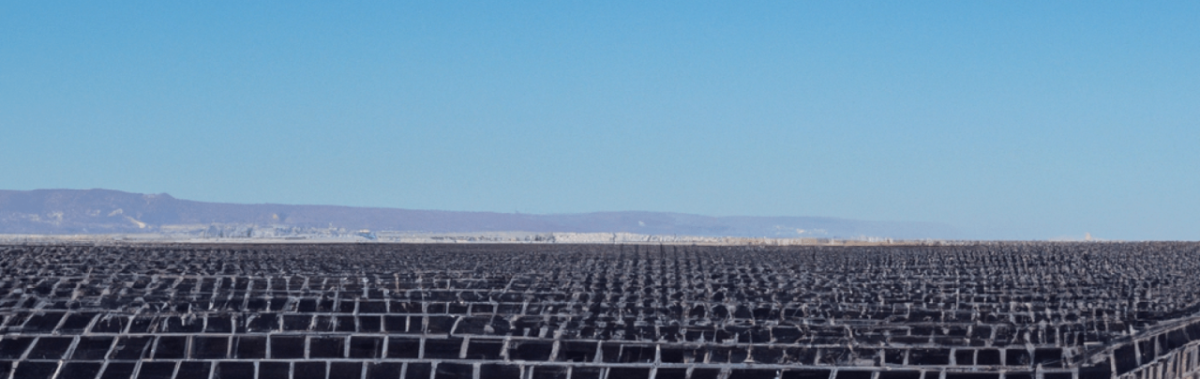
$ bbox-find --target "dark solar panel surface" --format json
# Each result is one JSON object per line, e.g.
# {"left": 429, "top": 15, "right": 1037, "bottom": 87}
{"left": 1, "top": 243, "right": 1199, "bottom": 379}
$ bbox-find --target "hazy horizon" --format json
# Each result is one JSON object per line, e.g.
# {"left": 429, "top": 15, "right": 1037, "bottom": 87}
{"left": 1, "top": 188, "right": 963, "bottom": 240}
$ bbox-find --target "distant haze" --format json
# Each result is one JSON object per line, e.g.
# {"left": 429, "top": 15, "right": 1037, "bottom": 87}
{"left": 0, "top": 189, "right": 958, "bottom": 240}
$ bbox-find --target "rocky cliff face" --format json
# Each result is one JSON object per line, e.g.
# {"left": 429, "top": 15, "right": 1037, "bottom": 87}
{"left": 0, "top": 189, "right": 959, "bottom": 239}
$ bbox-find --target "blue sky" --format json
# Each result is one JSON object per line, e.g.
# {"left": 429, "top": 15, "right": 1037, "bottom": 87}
{"left": 2, "top": 2, "right": 1197, "bottom": 240}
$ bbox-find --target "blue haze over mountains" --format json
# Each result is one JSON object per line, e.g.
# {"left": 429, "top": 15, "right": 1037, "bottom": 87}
{"left": 0, "top": 189, "right": 958, "bottom": 239}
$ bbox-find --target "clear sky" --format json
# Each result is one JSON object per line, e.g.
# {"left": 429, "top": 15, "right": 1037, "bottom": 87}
{"left": 1, "top": 2, "right": 1197, "bottom": 240}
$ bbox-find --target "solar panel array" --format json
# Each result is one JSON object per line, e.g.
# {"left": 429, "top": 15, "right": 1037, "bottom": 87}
{"left": 2, "top": 243, "right": 1199, "bottom": 379}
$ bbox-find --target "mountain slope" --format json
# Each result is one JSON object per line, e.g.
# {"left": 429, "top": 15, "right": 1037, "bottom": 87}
{"left": 0, "top": 189, "right": 959, "bottom": 239}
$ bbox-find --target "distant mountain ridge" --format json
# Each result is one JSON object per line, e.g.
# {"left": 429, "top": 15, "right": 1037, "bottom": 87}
{"left": 0, "top": 189, "right": 959, "bottom": 239}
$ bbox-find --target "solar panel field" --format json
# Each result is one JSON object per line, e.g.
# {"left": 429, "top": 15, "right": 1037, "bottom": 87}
{"left": 1, "top": 243, "right": 1198, "bottom": 379}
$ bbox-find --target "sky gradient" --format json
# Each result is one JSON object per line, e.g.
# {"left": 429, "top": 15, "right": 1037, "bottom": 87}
{"left": 2, "top": 2, "right": 1197, "bottom": 240}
